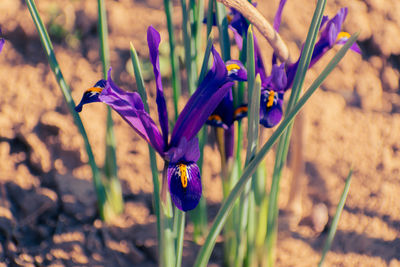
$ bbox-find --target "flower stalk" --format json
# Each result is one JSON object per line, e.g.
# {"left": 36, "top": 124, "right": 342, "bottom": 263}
{"left": 25, "top": 0, "right": 109, "bottom": 220}
{"left": 97, "top": 0, "right": 124, "bottom": 219}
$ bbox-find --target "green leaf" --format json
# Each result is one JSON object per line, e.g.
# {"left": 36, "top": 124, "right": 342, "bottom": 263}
{"left": 194, "top": 33, "right": 359, "bottom": 267}
{"left": 318, "top": 168, "right": 353, "bottom": 267}
{"left": 25, "top": 0, "right": 108, "bottom": 219}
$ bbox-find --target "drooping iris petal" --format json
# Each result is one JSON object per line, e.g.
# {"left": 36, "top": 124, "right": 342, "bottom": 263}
{"left": 167, "top": 137, "right": 200, "bottom": 163}
{"left": 233, "top": 104, "right": 248, "bottom": 121}
{"left": 320, "top": 15, "right": 329, "bottom": 30}
{"left": 147, "top": 26, "right": 169, "bottom": 146}
{"left": 265, "top": 63, "right": 287, "bottom": 92}
{"left": 170, "top": 46, "right": 233, "bottom": 147}
{"left": 259, "top": 89, "right": 284, "bottom": 128}
{"left": 336, "top": 32, "right": 362, "bottom": 53}
{"left": 226, "top": 60, "right": 247, "bottom": 81}
{"left": 168, "top": 162, "right": 202, "bottom": 211}
{"left": 229, "top": 25, "right": 243, "bottom": 51}
{"left": 96, "top": 69, "right": 165, "bottom": 156}
{"left": 75, "top": 80, "right": 106, "bottom": 112}
{"left": 207, "top": 59, "right": 248, "bottom": 129}
{"left": 207, "top": 89, "right": 234, "bottom": 130}
{"left": 0, "top": 28, "right": 4, "bottom": 54}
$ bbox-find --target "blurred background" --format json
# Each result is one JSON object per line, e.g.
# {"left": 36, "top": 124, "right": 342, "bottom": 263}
{"left": 0, "top": 0, "right": 399, "bottom": 266}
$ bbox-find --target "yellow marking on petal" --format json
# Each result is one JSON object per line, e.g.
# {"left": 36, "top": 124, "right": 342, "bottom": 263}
{"left": 267, "top": 91, "right": 275, "bottom": 108}
{"left": 227, "top": 14, "right": 233, "bottom": 24}
{"left": 208, "top": 114, "right": 223, "bottom": 122}
{"left": 234, "top": 106, "right": 248, "bottom": 116}
{"left": 86, "top": 87, "right": 103, "bottom": 94}
{"left": 337, "top": 31, "right": 351, "bottom": 41}
{"left": 179, "top": 163, "right": 188, "bottom": 189}
{"left": 226, "top": 63, "right": 241, "bottom": 72}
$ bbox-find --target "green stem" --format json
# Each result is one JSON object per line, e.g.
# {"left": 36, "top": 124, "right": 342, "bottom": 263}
{"left": 215, "top": 0, "right": 230, "bottom": 61}
{"left": 318, "top": 169, "right": 353, "bottom": 267}
{"left": 206, "top": 0, "right": 214, "bottom": 37}
{"left": 130, "top": 43, "right": 163, "bottom": 263}
{"left": 189, "top": 125, "right": 208, "bottom": 241}
{"left": 265, "top": 0, "right": 327, "bottom": 265}
{"left": 193, "top": 34, "right": 359, "bottom": 266}
{"left": 161, "top": 163, "right": 176, "bottom": 267}
{"left": 98, "top": 0, "right": 124, "bottom": 219}
{"left": 25, "top": 0, "right": 107, "bottom": 219}
{"left": 175, "top": 208, "right": 186, "bottom": 267}
{"left": 163, "top": 0, "right": 181, "bottom": 121}
{"left": 181, "top": 0, "right": 196, "bottom": 94}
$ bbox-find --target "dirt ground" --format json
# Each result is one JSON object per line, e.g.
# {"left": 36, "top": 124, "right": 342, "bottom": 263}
{"left": 0, "top": 0, "right": 399, "bottom": 266}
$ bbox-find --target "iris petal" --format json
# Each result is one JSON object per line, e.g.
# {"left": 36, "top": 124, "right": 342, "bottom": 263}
{"left": 99, "top": 71, "right": 165, "bottom": 155}
{"left": 273, "top": 0, "right": 287, "bottom": 32}
{"left": 207, "top": 90, "right": 234, "bottom": 129}
{"left": 75, "top": 68, "right": 165, "bottom": 156}
{"left": 226, "top": 60, "right": 247, "bottom": 81}
{"left": 167, "top": 162, "right": 202, "bottom": 211}
{"left": 0, "top": 39, "right": 4, "bottom": 54}
{"left": 147, "top": 26, "right": 169, "bottom": 146}
{"left": 170, "top": 46, "right": 233, "bottom": 148}
{"left": 74, "top": 80, "right": 105, "bottom": 112}
{"left": 0, "top": 27, "right": 3, "bottom": 54}
{"left": 167, "top": 137, "right": 200, "bottom": 163}
{"left": 259, "top": 90, "right": 283, "bottom": 128}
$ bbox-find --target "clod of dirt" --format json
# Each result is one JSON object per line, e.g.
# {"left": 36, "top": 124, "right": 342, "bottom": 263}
{"left": 355, "top": 64, "right": 384, "bottom": 111}
{"left": 381, "top": 66, "right": 399, "bottom": 92}
{"left": 55, "top": 173, "right": 97, "bottom": 222}
{"left": 311, "top": 202, "right": 329, "bottom": 233}
{"left": 345, "top": 1, "right": 371, "bottom": 41}
{"left": 19, "top": 187, "right": 58, "bottom": 220}
{"left": 25, "top": 133, "right": 52, "bottom": 173}
{"left": 6, "top": 183, "right": 56, "bottom": 220}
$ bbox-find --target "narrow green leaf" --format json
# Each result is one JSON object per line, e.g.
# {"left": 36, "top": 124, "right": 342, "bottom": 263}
{"left": 130, "top": 43, "right": 149, "bottom": 110}
{"left": 97, "top": 0, "right": 110, "bottom": 75}
{"left": 25, "top": 0, "right": 108, "bottom": 219}
{"left": 318, "top": 168, "right": 353, "bottom": 267}
{"left": 287, "top": 0, "right": 327, "bottom": 112}
{"left": 164, "top": 0, "right": 182, "bottom": 121}
{"left": 181, "top": 0, "right": 196, "bottom": 94}
{"left": 189, "top": 125, "right": 208, "bottom": 241}
{"left": 97, "top": 0, "right": 124, "bottom": 217}
{"left": 198, "top": 36, "right": 213, "bottom": 84}
{"left": 206, "top": 0, "right": 214, "bottom": 37}
{"left": 189, "top": 37, "right": 212, "bottom": 241}
{"left": 130, "top": 42, "right": 162, "bottom": 262}
{"left": 265, "top": 0, "right": 328, "bottom": 264}
{"left": 194, "top": 33, "right": 359, "bottom": 267}
{"left": 174, "top": 208, "right": 186, "bottom": 267}
{"left": 215, "top": 0, "right": 230, "bottom": 61}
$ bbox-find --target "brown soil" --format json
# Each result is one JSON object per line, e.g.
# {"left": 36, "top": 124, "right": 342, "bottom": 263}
{"left": 0, "top": 0, "right": 399, "bottom": 266}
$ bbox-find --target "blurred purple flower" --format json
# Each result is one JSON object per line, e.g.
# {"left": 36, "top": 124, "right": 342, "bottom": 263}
{"left": 229, "top": 2, "right": 361, "bottom": 128}
{"left": 0, "top": 28, "right": 4, "bottom": 54}
{"left": 75, "top": 26, "right": 233, "bottom": 211}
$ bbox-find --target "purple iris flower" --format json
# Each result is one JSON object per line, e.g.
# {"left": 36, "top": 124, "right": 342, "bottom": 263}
{"left": 75, "top": 26, "right": 234, "bottom": 211}
{"left": 230, "top": 2, "right": 360, "bottom": 128}
{"left": 285, "top": 7, "right": 361, "bottom": 90}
